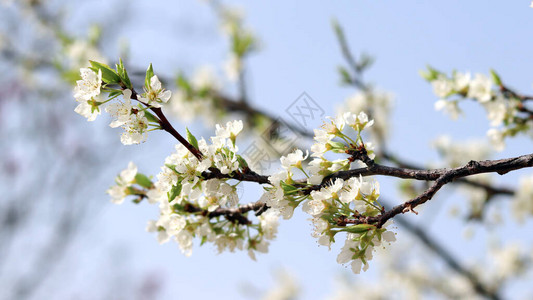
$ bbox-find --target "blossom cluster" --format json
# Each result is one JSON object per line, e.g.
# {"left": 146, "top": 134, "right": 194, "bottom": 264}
{"left": 73, "top": 62, "right": 171, "bottom": 145}
{"left": 261, "top": 111, "right": 396, "bottom": 274}
{"left": 107, "top": 120, "right": 280, "bottom": 260}
{"left": 422, "top": 67, "right": 533, "bottom": 151}
{"left": 77, "top": 59, "right": 396, "bottom": 273}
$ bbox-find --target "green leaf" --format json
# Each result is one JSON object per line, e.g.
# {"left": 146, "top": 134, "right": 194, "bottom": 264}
{"left": 144, "top": 111, "right": 159, "bottom": 123}
{"left": 328, "top": 141, "right": 346, "bottom": 152}
{"left": 168, "top": 183, "right": 182, "bottom": 202}
{"left": 116, "top": 58, "right": 132, "bottom": 89}
{"left": 280, "top": 181, "right": 298, "bottom": 193}
{"left": 419, "top": 65, "right": 441, "bottom": 81}
{"left": 176, "top": 73, "right": 192, "bottom": 95}
{"left": 236, "top": 155, "right": 249, "bottom": 169}
{"left": 338, "top": 66, "right": 352, "bottom": 85}
{"left": 134, "top": 173, "right": 153, "bottom": 189}
{"left": 145, "top": 63, "right": 154, "bottom": 89}
{"left": 490, "top": 69, "right": 502, "bottom": 86}
{"left": 344, "top": 224, "right": 375, "bottom": 234}
{"left": 186, "top": 127, "right": 199, "bottom": 150}
{"left": 357, "top": 52, "right": 374, "bottom": 71}
{"left": 89, "top": 60, "right": 120, "bottom": 84}
{"left": 331, "top": 18, "right": 343, "bottom": 41}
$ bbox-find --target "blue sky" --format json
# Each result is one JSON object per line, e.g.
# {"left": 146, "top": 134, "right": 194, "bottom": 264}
{"left": 60, "top": 1, "right": 533, "bottom": 299}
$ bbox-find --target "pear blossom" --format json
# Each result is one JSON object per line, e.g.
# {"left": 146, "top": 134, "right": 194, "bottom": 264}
{"left": 214, "top": 120, "right": 243, "bottom": 148}
{"left": 511, "top": 175, "right": 533, "bottom": 223}
{"left": 107, "top": 162, "right": 138, "bottom": 204}
{"left": 119, "top": 110, "right": 149, "bottom": 145}
{"left": 482, "top": 97, "right": 510, "bottom": 127}
{"left": 74, "top": 100, "right": 101, "bottom": 121}
{"left": 311, "top": 217, "right": 331, "bottom": 247}
{"left": 146, "top": 220, "right": 170, "bottom": 244}
{"left": 336, "top": 238, "right": 357, "bottom": 265}
{"left": 431, "top": 75, "right": 454, "bottom": 98}
{"left": 259, "top": 210, "right": 280, "bottom": 240}
{"left": 302, "top": 198, "right": 325, "bottom": 216}
{"left": 454, "top": 72, "right": 471, "bottom": 92}
{"left": 106, "top": 89, "right": 133, "bottom": 128}
{"left": 467, "top": 73, "right": 493, "bottom": 102}
{"left": 338, "top": 177, "right": 362, "bottom": 204}
{"left": 176, "top": 230, "right": 193, "bottom": 256}
{"left": 435, "top": 99, "right": 461, "bottom": 120}
{"left": 307, "top": 158, "right": 326, "bottom": 184}
{"left": 304, "top": 178, "right": 344, "bottom": 216}
{"left": 280, "top": 149, "right": 308, "bottom": 170}
{"left": 352, "top": 111, "right": 374, "bottom": 131}
{"left": 223, "top": 54, "right": 241, "bottom": 81}
{"left": 487, "top": 128, "right": 505, "bottom": 151}
{"left": 311, "top": 128, "right": 334, "bottom": 157}
{"left": 323, "top": 115, "right": 346, "bottom": 134}
{"left": 247, "top": 239, "right": 269, "bottom": 261}
{"left": 74, "top": 68, "right": 102, "bottom": 101}
{"left": 142, "top": 75, "right": 172, "bottom": 108}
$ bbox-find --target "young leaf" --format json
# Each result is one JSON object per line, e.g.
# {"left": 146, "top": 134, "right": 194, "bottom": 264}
{"left": 280, "top": 181, "right": 298, "bottom": 193}
{"left": 236, "top": 154, "right": 249, "bottom": 169}
{"left": 176, "top": 73, "right": 192, "bottom": 96}
{"left": 186, "top": 127, "right": 199, "bottom": 150}
{"left": 116, "top": 58, "right": 132, "bottom": 89}
{"left": 329, "top": 141, "right": 346, "bottom": 151}
{"left": 490, "top": 69, "right": 502, "bottom": 86}
{"left": 419, "top": 65, "right": 441, "bottom": 81}
{"left": 134, "top": 173, "right": 153, "bottom": 189}
{"left": 89, "top": 60, "right": 120, "bottom": 84}
{"left": 344, "top": 224, "right": 375, "bottom": 234}
{"left": 145, "top": 63, "right": 154, "bottom": 89}
{"left": 144, "top": 111, "right": 159, "bottom": 123}
{"left": 168, "top": 182, "right": 182, "bottom": 202}
{"left": 338, "top": 66, "right": 352, "bottom": 85}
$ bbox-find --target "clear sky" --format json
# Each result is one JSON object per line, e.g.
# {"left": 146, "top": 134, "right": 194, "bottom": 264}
{"left": 58, "top": 1, "right": 533, "bottom": 299}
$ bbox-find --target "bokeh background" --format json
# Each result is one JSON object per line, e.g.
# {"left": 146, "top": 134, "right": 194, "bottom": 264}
{"left": 1, "top": 1, "right": 533, "bottom": 299}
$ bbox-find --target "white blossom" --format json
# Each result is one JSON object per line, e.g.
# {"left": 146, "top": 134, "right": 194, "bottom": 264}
{"left": 280, "top": 149, "right": 308, "bottom": 170}
{"left": 468, "top": 73, "right": 493, "bottom": 103}
{"left": 107, "top": 162, "right": 137, "bottom": 204}
{"left": 120, "top": 110, "right": 149, "bottom": 145}
{"left": 259, "top": 210, "right": 280, "bottom": 240}
{"left": 511, "top": 175, "right": 533, "bottom": 223}
{"left": 454, "top": 72, "right": 471, "bottom": 92}
{"left": 435, "top": 99, "right": 461, "bottom": 120}
{"left": 74, "top": 100, "right": 101, "bottom": 121}
{"left": 142, "top": 75, "right": 172, "bottom": 108}
{"left": 482, "top": 96, "right": 510, "bottom": 127}
{"left": 223, "top": 54, "right": 241, "bottom": 82}
{"left": 487, "top": 128, "right": 505, "bottom": 151}
{"left": 431, "top": 76, "right": 454, "bottom": 98}
{"left": 74, "top": 68, "right": 101, "bottom": 101}
{"left": 106, "top": 89, "right": 133, "bottom": 128}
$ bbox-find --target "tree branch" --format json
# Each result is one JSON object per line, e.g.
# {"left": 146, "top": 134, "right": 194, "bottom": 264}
{"left": 183, "top": 201, "right": 268, "bottom": 225}
{"left": 129, "top": 88, "right": 204, "bottom": 160}
{"left": 367, "top": 154, "right": 533, "bottom": 227}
